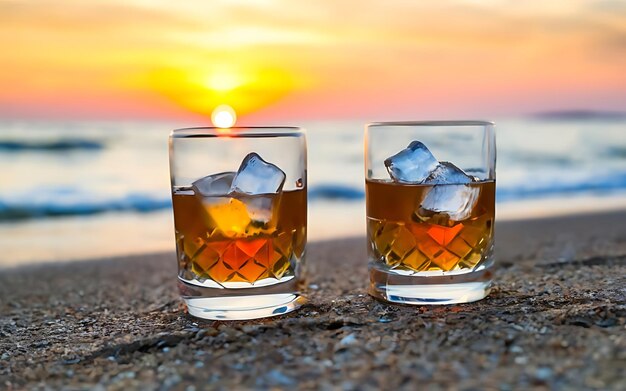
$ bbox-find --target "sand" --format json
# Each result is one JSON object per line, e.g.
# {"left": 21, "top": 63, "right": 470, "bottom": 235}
{"left": 1, "top": 211, "right": 625, "bottom": 390}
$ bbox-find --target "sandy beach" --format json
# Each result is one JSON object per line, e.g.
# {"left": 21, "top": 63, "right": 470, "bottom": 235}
{"left": 1, "top": 210, "right": 625, "bottom": 390}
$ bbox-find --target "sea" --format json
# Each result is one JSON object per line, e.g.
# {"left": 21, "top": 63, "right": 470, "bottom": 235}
{"left": 1, "top": 116, "right": 625, "bottom": 266}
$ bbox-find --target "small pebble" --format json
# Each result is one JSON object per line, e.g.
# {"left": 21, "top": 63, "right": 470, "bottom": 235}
{"left": 535, "top": 367, "right": 552, "bottom": 381}
{"left": 163, "top": 374, "right": 182, "bottom": 388}
{"left": 339, "top": 333, "right": 357, "bottom": 346}
{"left": 265, "top": 369, "right": 294, "bottom": 386}
{"left": 514, "top": 356, "right": 528, "bottom": 365}
{"left": 62, "top": 357, "right": 80, "bottom": 365}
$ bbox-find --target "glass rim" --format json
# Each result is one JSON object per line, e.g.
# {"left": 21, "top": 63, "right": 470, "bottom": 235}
{"left": 367, "top": 120, "right": 495, "bottom": 128}
{"left": 170, "top": 126, "right": 305, "bottom": 138}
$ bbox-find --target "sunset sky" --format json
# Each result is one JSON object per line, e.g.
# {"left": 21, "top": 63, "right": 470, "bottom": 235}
{"left": 2, "top": 0, "right": 626, "bottom": 122}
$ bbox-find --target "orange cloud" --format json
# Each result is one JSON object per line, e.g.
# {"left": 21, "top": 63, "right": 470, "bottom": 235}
{"left": 1, "top": 0, "right": 625, "bottom": 120}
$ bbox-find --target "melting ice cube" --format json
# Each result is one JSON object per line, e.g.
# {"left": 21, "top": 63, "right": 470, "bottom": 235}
{"left": 418, "top": 184, "right": 480, "bottom": 221}
{"left": 191, "top": 171, "right": 236, "bottom": 196}
{"left": 414, "top": 152, "right": 479, "bottom": 221}
{"left": 230, "top": 153, "right": 286, "bottom": 195}
{"left": 384, "top": 141, "right": 439, "bottom": 183}
{"left": 222, "top": 152, "right": 287, "bottom": 229}
{"left": 423, "top": 161, "right": 473, "bottom": 185}
{"left": 384, "top": 140, "right": 481, "bottom": 221}
{"left": 236, "top": 194, "right": 278, "bottom": 225}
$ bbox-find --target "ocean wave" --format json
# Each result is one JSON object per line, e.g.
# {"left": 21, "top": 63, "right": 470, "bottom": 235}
{"left": 605, "top": 146, "right": 626, "bottom": 159}
{"left": 2, "top": 174, "right": 626, "bottom": 222}
{"left": 306, "top": 173, "right": 626, "bottom": 203}
{"left": 496, "top": 171, "right": 626, "bottom": 201}
{"left": 0, "top": 193, "right": 170, "bottom": 221}
{"left": 309, "top": 184, "right": 365, "bottom": 200}
{"left": 0, "top": 139, "right": 104, "bottom": 152}
{"left": 0, "top": 184, "right": 366, "bottom": 221}
{"left": 505, "top": 151, "right": 574, "bottom": 166}
{"left": 313, "top": 174, "right": 626, "bottom": 203}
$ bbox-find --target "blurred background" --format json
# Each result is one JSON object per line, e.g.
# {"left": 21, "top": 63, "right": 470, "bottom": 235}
{"left": 1, "top": 0, "right": 625, "bottom": 265}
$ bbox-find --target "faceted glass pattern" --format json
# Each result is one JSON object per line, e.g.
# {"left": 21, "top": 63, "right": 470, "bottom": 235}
{"left": 366, "top": 180, "right": 495, "bottom": 274}
{"left": 173, "top": 188, "right": 306, "bottom": 286}
{"left": 368, "top": 212, "right": 492, "bottom": 272}
{"left": 180, "top": 232, "right": 295, "bottom": 283}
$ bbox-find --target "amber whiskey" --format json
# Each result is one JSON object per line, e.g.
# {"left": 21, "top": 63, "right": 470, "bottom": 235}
{"left": 366, "top": 179, "right": 495, "bottom": 273}
{"left": 172, "top": 188, "right": 306, "bottom": 287}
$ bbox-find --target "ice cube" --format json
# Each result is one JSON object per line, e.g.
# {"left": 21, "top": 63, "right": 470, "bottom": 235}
{"left": 192, "top": 171, "right": 235, "bottom": 196}
{"left": 423, "top": 162, "right": 473, "bottom": 185}
{"left": 384, "top": 141, "right": 439, "bottom": 183}
{"left": 418, "top": 184, "right": 480, "bottom": 221}
{"left": 230, "top": 153, "right": 286, "bottom": 195}
{"left": 236, "top": 194, "right": 278, "bottom": 225}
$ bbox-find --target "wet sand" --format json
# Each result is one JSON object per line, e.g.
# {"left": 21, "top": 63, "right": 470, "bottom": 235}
{"left": 1, "top": 210, "right": 625, "bottom": 390}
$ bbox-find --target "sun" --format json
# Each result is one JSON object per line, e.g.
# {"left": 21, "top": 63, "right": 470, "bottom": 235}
{"left": 211, "top": 105, "right": 237, "bottom": 128}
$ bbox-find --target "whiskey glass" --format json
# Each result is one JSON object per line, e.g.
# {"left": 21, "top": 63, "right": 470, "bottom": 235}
{"left": 365, "top": 121, "right": 496, "bottom": 304}
{"left": 169, "top": 127, "right": 307, "bottom": 320}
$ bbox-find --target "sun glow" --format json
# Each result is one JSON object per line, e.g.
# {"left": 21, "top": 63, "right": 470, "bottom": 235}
{"left": 211, "top": 104, "right": 237, "bottom": 128}
{"left": 206, "top": 72, "right": 242, "bottom": 92}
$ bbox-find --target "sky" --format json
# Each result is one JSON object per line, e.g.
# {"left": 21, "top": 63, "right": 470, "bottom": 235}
{"left": 2, "top": 0, "right": 626, "bottom": 123}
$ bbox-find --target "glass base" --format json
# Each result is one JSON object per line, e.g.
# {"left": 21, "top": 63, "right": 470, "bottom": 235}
{"left": 178, "top": 277, "right": 307, "bottom": 320}
{"left": 369, "top": 266, "right": 493, "bottom": 305}
{"left": 184, "top": 293, "right": 307, "bottom": 320}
